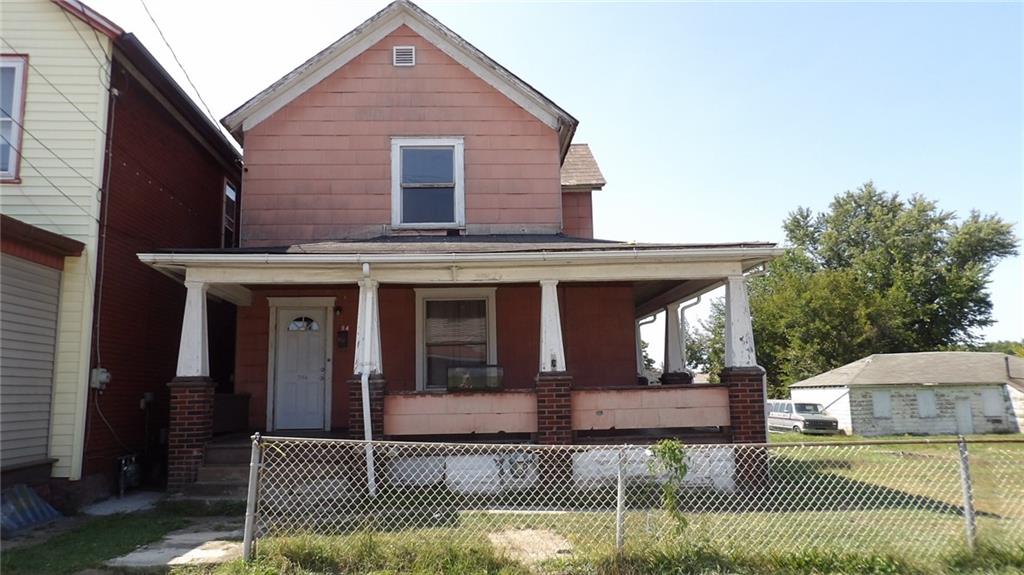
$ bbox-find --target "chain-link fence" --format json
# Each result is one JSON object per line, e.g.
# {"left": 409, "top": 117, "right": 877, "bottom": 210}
{"left": 241, "top": 436, "right": 1023, "bottom": 565}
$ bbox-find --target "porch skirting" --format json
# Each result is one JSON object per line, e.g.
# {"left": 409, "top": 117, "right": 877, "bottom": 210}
{"left": 167, "top": 376, "right": 215, "bottom": 488}
{"left": 349, "top": 375, "right": 386, "bottom": 440}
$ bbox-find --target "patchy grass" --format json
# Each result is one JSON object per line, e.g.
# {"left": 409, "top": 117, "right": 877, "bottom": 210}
{"left": 0, "top": 510, "right": 187, "bottom": 575}
{"left": 172, "top": 535, "right": 1024, "bottom": 574}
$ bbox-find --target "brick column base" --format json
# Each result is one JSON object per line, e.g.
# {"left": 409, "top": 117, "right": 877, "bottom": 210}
{"left": 535, "top": 372, "right": 573, "bottom": 445}
{"left": 349, "top": 374, "right": 385, "bottom": 439}
{"left": 722, "top": 366, "right": 768, "bottom": 488}
{"left": 167, "top": 377, "right": 215, "bottom": 489}
{"left": 722, "top": 366, "right": 767, "bottom": 443}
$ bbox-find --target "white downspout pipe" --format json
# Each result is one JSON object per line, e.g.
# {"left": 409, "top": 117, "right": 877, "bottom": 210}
{"left": 357, "top": 262, "right": 377, "bottom": 496}
{"left": 678, "top": 296, "right": 701, "bottom": 373}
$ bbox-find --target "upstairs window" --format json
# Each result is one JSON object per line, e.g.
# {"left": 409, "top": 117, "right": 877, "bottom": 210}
{"left": 391, "top": 137, "right": 464, "bottom": 228}
{"left": 1, "top": 55, "right": 28, "bottom": 182}
{"left": 223, "top": 180, "right": 238, "bottom": 247}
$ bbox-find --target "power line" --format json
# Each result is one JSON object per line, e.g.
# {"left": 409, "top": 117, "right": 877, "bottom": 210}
{"left": 6, "top": 113, "right": 102, "bottom": 192}
{"left": 137, "top": 0, "right": 219, "bottom": 126}
{"left": 61, "top": 9, "right": 112, "bottom": 88}
{"left": 1, "top": 133, "right": 98, "bottom": 222}
{"left": 0, "top": 37, "right": 108, "bottom": 137}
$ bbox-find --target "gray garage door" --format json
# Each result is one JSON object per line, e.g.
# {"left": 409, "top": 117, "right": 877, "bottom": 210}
{"left": 1, "top": 253, "right": 61, "bottom": 469}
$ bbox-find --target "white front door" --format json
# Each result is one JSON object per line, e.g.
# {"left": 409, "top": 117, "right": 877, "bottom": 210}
{"left": 955, "top": 398, "right": 974, "bottom": 436}
{"left": 274, "top": 307, "right": 327, "bottom": 430}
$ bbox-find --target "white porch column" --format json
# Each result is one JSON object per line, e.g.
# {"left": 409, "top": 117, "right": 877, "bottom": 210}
{"left": 664, "top": 302, "right": 685, "bottom": 373}
{"left": 176, "top": 280, "right": 209, "bottom": 377}
{"left": 353, "top": 277, "right": 382, "bottom": 375}
{"left": 539, "top": 280, "right": 566, "bottom": 372}
{"left": 724, "top": 275, "right": 757, "bottom": 367}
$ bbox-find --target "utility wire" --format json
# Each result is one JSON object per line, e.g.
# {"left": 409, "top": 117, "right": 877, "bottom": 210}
{"left": 138, "top": 0, "right": 219, "bottom": 126}
{"left": 0, "top": 133, "right": 98, "bottom": 221}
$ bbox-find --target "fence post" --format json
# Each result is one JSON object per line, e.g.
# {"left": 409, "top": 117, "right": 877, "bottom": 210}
{"left": 957, "top": 436, "right": 976, "bottom": 551}
{"left": 242, "top": 433, "right": 263, "bottom": 561}
{"left": 615, "top": 447, "right": 626, "bottom": 551}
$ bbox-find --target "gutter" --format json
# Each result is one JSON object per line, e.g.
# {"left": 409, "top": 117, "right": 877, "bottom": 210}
{"left": 137, "top": 246, "right": 786, "bottom": 267}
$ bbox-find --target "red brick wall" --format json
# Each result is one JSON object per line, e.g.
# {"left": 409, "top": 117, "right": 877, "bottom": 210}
{"left": 83, "top": 58, "right": 238, "bottom": 481}
{"left": 235, "top": 283, "right": 637, "bottom": 430}
{"left": 241, "top": 25, "right": 563, "bottom": 245}
{"left": 561, "top": 192, "right": 593, "bottom": 239}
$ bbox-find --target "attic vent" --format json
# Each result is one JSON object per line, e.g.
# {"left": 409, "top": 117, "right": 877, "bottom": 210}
{"left": 393, "top": 46, "right": 415, "bottom": 66}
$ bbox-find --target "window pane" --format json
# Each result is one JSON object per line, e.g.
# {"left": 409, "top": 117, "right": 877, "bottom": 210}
{"left": 402, "top": 147, "right": 453, "bottom": 184}
{"left": 0, "top": 120, "right": 10, "bottom": 172}
{"left": 0, "top": 67, "right": 14, "bottom": 118}
{"left": 425, "top": 300, "right": 486, "bottom": 343}
{"left": 403, "top": 187, "right": 454, "bottom": 223}
{"left": 427, "top": 343, "right": 487, "bottom": 389}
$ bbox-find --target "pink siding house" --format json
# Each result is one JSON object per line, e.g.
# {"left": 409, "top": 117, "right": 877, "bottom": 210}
{"left": 139, "top": 0, "right": 780, "bottom": 489}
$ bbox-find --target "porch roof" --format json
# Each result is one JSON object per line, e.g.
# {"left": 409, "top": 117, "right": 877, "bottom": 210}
{"left": 138, "top": 238, "right": 783, "bottom": 309}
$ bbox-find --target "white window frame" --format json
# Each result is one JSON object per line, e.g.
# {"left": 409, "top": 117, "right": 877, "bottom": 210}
{"left": 391, "top": 136, "right": 465, "bottom": 229}
{"left": 222, "top": 179, "right": 238, "bottom": 247}
{"left": 1, "top": 55, "right": 28, "bottom": 182}
{"left": 414, "top": 287, "right": 497, "bottom": 391}
{"left": 916, "top": 389, "right": 938, "bottom": 418}
{"left": 872, "top": 390, "right": 892, "bottom": 419}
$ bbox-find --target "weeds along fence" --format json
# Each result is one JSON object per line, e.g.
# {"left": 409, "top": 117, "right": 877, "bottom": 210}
{"left": 242, "top": 436, "right": 1023, "bottom": 563}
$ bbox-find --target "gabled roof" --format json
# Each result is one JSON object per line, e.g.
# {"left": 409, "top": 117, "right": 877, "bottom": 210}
{"left": 790, "top": 352, "right": 1024, "bottom": 389}
{"left": 561, "top": 144, "right": 606, "bottom": 190}
{"left": 221, "top": 0, "right": 579, "bottom": 159}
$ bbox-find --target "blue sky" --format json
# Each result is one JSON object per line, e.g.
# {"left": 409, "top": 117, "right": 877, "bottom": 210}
{"left": 90, "top": 0, "right": 1022, "bottom": 349}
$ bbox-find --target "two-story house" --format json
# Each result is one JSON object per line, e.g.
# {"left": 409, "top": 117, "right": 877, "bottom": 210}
{"left": 1, "top": 0, "right": 240, "bottom": 507}
{"left": 138, "top": 0, "right": 780, "bottom": 489}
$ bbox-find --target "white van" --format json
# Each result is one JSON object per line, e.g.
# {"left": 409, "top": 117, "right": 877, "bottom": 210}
{"left": 768, "top": 400, "right": 841, "bottom": 435}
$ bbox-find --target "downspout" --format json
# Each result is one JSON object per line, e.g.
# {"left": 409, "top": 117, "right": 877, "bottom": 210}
{"left": 678, "top": 296, "right": 701, "bottom": 372}
{"left": 359, "top": 263, "right": 377, "bottom": 496}
{"left": 635, "top": 315, "right": 657, "bottom": 376}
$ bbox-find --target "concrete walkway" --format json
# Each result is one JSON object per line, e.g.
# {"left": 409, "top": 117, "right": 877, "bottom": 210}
{"left": 104, "top": 518, "right": 243, "bottom": 568}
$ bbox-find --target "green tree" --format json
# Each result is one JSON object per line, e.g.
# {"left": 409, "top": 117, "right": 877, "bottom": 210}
{"left": 706, "top": 183, "right": 1017, "bottom": 397}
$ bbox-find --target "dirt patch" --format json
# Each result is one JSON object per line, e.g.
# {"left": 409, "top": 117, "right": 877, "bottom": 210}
{"left": 488, "top": 529, "right": 572, "bottom": 563}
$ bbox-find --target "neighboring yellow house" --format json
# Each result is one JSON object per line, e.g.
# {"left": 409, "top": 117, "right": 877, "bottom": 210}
{"left": 1, "top": 0, "right": 112, "bottom": 482}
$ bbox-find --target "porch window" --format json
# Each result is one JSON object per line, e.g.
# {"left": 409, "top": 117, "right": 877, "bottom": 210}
{"left": 1, "top": 55, "right": 28, "bottom": 182}
{"left": 391, "top": 137, "right": 464, "bottom": 228}
{"left": 415, "top": 288, "right": 497, "bottom": 390}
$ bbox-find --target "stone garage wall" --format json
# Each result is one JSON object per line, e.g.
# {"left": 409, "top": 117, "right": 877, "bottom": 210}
{"left": 850, "top": 385, "right": 1019, "bottom": 436}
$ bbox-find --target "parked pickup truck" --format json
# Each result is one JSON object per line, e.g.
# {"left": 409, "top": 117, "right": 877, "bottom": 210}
{"left": 768, "top": 400, "right": 842, "bottom": 435}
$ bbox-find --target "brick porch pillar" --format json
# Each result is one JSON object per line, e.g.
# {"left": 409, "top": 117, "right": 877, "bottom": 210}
{"left": 723, "top": 366, "right": 767, "bottom": 443}
{"left": 348, "top": 375, "right": 385, "bottom": 439}
{"left": 167, "top": 377, "right": 215, "bottom": 488}
{"left": 535, "top": 372, "right": 573, "bottom": 444}
{"left": 167, "top": 280, "right": 214, "bottom": 489}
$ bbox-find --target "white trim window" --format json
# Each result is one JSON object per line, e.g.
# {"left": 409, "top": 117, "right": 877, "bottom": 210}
{"left": 981, "top": 388, "right": 1004, "bottom": 418}
{"left": 916, "top": 389, "right": 937, "bottom": 418}
{"left": 872, "top": 390, "right": 892, "bottom": 419}
{"left": 391, "top": 136, "right": 464, "bottom": 228}
{"left": 415, "top": 287, "right": 496, "bottom": 390}
{"left": 1, "top": 55, "right": 28, "bottom": 182}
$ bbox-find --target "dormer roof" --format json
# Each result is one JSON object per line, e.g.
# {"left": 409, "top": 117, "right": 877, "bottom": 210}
{"left": 222, "top": 0, "right": 579, "bottom": 160}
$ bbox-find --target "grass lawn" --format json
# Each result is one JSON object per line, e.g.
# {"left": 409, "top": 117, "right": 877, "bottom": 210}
{"left": 0, "top": 500, "right": 244, "bottom": 575}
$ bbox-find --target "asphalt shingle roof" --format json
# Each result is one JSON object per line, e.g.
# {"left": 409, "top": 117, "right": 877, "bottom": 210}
{"left": 790, "top": 352, "right": 1024, "bottom": 389}
{"left": 560, "top": 144, "right": 606, "bottom": 189}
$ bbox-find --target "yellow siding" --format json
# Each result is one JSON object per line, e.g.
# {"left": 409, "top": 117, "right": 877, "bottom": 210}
{"left": 0, "top": 0, "right": 111, "bottom": 479}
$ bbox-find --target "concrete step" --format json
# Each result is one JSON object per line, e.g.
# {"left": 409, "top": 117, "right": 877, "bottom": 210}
{"left": 196, "top": 464, "right": 249, "bottom": 484}
{"left": 205, "top": 443, "right": 250, "bottom": 465}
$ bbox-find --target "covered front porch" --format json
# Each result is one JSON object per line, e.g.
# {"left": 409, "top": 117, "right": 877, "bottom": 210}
{"left": 140, "top": 239, "right": 781, "bottom": 486}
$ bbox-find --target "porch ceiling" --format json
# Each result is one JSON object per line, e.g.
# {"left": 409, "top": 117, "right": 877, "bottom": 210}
{"left": 633, "top": 279, "right": 721, "bottom": 319}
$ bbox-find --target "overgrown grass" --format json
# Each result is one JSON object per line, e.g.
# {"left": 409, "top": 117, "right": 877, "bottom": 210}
{"left": 174, "top": 535, "right": 1024, "bottom": 575}
{"left": 0, "top": 510, "right": 188, "bottom": 575}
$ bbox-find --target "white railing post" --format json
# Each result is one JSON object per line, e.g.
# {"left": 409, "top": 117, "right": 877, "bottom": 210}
{"left": 242, "top": 433, "right": 262, "bottom": 561}
{"left": 957, "top": 436, "right": 977, "bottom": 551}
{"left": 539, "top": 280, "right": 566, "bottom": 372}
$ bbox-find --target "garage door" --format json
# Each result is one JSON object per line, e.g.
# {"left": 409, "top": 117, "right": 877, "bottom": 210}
{"left": 1, "top": 253, "right": 61, "bottom": 469}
